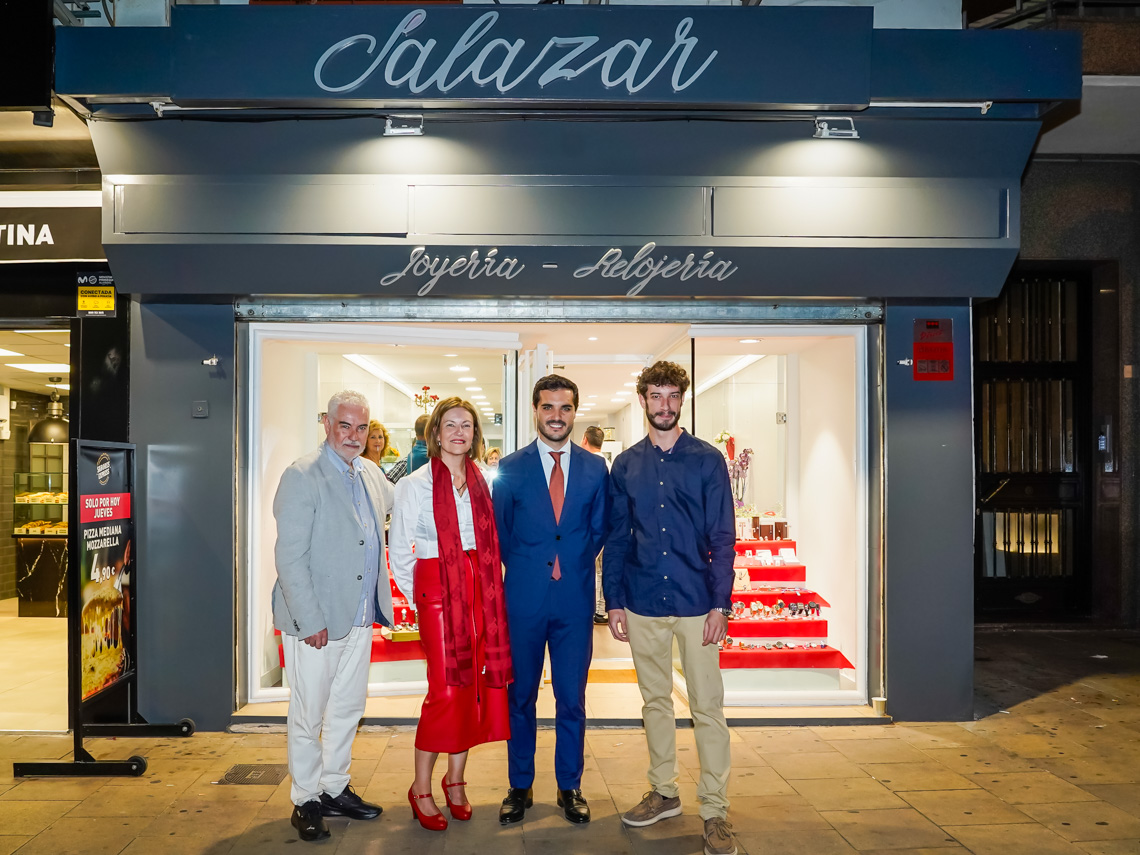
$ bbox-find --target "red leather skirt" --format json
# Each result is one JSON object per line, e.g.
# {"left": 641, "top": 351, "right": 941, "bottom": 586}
{"left": 414, "top": 551, "right": 510, "bottom": 754}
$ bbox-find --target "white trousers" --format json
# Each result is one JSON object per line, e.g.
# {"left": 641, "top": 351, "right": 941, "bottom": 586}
{"left": 283, "top": 625, "right": 372, "bottom": 806}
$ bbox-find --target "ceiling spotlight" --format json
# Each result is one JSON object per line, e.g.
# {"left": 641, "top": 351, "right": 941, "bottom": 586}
{"left": 624, "top": 382, "right": 636, "bottom": 387}
{"left": 466, "top": 386, "right": 482, "bottom": 391}
{"left": 588, "top": 337, "right": 598, "bottom": 341}
{"left": 739, "top": 338, "right": 761, "bottom": 344}
{"left": 384, "top": 114, "right": 423, "bottom": 136}
{"left": 813, "top": 117, "right": 859, "bottom": 140}
{"left": 449, "top": 365, "right": 469, "bottom": 372}
{"left": 444, "top": 353, "right": 458, "bottom": 357}
{"left": 458, "top": 376, "right": 476, "bottom": 382}
{"left": 471, "top": 395, "right": 486, "bottom": 400}
{"left": 610, "top": 398, "right": 624, "bottom": 403}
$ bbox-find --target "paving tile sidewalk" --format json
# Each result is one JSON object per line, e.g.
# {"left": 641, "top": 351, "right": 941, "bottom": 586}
{"left": 1, "top": 629, "right": 1139, "bottom": 855}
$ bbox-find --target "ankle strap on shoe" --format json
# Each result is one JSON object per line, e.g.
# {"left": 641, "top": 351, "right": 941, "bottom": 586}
{"left": 442, "top": 780, "right": 467, "bottom": 789}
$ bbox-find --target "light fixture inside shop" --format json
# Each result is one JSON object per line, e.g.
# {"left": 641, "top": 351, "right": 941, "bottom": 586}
{"left": 813, "top": 117, "right": 859, "bottom": 140}
{"left": 471, "top": 395, "right": 486, "bottom": 400}
{"left": 610, "top": 398, "right": 624, "bottom": 403}
{"left": 342, "top": 354, "right": 417, "bottom": 399}
{"left": 5, "top": 363, "right": 70, "bottom": 374}
{"left": 588, "top": 337, "right": 598, "bottom": 341}
{"left": 457, "top": 376, "right": 476, "bottom": 382}
{"left": 465, "top": 386, "right": 482, "bottom": 391}
{"left": 0, "top": 348, "right": 23, "bottom": 357}
{"left": 449, "top": 365, "right": 469, "bottom": 372}
{"left": 384, "top": 114, "right": 423, "bottom": 137}
{"left": 46, "top": 383, "right": 70, "bottom": 390}
{"left": 444, "top": 353, "right": 458, "bottom": 357}
{"left": 739, "top": 338, "right": 761, "bottom": 344}
{"left": 28, "top": 392, "right": 68, "bottom": 444}
{"left": 14, "top": 329, "right": 68, "bottom": 335}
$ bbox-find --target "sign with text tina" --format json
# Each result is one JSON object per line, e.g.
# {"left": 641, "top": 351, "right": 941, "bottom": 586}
{"left": 78, "top": 446, "right": 135, "bottom": 701}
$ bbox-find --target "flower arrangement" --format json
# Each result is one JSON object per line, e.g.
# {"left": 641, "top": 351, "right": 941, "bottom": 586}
{"left": 714, "top": 429, "right": 736, "bottom": 461}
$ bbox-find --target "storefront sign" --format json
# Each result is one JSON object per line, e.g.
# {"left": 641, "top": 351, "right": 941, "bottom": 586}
{"left": 315, "top": 12, "right": 717, "bottom": 97}
{"left": 378, "top": 242, "right": 738, "bottom": 298}
{"left": 165, "top": 5, "right": 873, "bottom": 108}
{"left": 0, "top": 207, "right": 103, "bottom": 262}
{"left": 77, "top": 444, "right": 136, "bottom": 701}
{"left": 574, "top": 242, "right": 737, "bottom": 297}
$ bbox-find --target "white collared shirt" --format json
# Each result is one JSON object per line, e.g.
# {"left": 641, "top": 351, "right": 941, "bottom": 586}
{"left": 388, "top": 463, "right": 477, "bottom": 602}
{"left": 536, "top": 436, "right": 572, "bottom": 488}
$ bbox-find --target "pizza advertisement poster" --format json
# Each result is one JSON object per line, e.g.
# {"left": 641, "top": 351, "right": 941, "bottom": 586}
{"left": 77, "top": 445, "right": 135, "bottom": 702}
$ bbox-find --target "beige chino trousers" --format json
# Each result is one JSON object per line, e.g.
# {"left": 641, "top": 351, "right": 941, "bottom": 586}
{"left": 626, "top": 609, "right": 731, "bottom": 820}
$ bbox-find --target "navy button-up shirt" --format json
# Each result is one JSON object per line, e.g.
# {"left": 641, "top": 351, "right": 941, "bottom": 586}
{"left": 602, "top": 430, "right": 736, "bottom": 617}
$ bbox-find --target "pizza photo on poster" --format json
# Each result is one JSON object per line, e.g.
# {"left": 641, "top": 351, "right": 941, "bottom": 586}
{"left": 78, "top": 448, "right": 135, "bottom": 701}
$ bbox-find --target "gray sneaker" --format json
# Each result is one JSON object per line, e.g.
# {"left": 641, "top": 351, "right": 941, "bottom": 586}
{"left": 703, "top": 817, "right": 737, "bottom": 855}
{"left": 621, "top": 790, "right": 682, "bottom": 827}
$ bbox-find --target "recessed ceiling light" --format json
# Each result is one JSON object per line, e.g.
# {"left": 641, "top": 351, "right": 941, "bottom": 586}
{"left": 444, "top": 353, "right": 458, "bottom": 357}
{"left": 457, "top": 376, "right": 476, "bottom": 382}
{"left": 615, "top": 391, "right": 631, "bottom": 396}
{"left": 5, "top": 363, "right": 70, "bottom": 373}
{"left": 739, "top": 338, "right": 761, "bottom": 344}
{"left": 471, "top": 395, "right": 486, "bottom": 400}
{"left": 588, "top": 337, "right": 598, "bottom": 341}
{"left": 0, "top": 348, "right": 24, "bottom": 357}
{"left": 630, "top": 372, "right": 640, "bottom": 377}
{"left": 587, "top": 395, "right": 598, "bottom": 399}
{"left": 624, "top": 382, "right": 636, "bottom": 387}
{"left": 46, "top": 383, "right": 70, "bottom": 390}
{"left": 465, "top": 386, "right": 482, "bottom": 391}
{"left": 449, "top": 365, "right": 469, "bottom": 372}
{"left": 610, "top": 398, "right": 624, "bottom": 403}
{"left": 14, "top": 329, "right": 68, "bottom": 335}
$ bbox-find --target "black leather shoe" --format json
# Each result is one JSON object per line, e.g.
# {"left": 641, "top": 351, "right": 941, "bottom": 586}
{"left": 292, "top": 800, "right": 331, "bottom": 842}
{"left": 499, "top": 787, "right": 533, "bottom": 824}
{"left": 319, "top": 785, "right": 382, "bottom": 820}
{"left": 557, "top": 788, "right": 591, "bottom": 824}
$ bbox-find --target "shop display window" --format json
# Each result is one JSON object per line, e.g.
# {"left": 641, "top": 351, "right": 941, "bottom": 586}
{"left": 243, "top": 322, "right": 868, "bottom": 708}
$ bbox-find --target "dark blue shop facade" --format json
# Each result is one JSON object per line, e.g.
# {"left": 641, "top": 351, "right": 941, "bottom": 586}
{"left": 55, "top": 6, "right": 1080, "bottom": 729}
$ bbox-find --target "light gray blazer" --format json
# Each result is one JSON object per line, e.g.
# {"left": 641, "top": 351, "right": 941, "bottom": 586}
{"left": 271, "top": 445, "right": 395, "bottom": 641}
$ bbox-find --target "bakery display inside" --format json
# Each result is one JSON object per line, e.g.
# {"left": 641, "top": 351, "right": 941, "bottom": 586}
{"left": 13, "top": 469, "right": 70, "bottom": 617}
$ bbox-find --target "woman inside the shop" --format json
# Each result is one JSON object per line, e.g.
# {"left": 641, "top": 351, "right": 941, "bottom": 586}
{"left": 389, "top": 397, "right": 512, "bottom": 830}
{"left": 361, "top": 420, "right": 395, "bottom": 480}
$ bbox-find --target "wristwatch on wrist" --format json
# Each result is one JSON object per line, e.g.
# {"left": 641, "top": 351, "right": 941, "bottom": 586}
{"left": 714, "top": 607, "right": 732, "bottom": 618}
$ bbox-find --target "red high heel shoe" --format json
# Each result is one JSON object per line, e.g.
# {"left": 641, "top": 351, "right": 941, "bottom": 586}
{"left": 408, "top": 786, "right": 448, "bottom": 831}
{"left": 442, "top": 778, "right": 472, "bottom": 821}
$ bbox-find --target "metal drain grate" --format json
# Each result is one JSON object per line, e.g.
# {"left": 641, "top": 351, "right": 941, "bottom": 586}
{"left": 222, "top": 764, "right": 289, "bottom": 785}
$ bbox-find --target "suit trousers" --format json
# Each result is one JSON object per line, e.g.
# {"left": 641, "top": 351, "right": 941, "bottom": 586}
{"left": 625, "top": 610, "right": 731, "bottom": 820}
{"left": 283, "top": 625, "right": 371, "bottom": 806}
{"left": 507, "top": 579, "right": 593, "bottom": 791}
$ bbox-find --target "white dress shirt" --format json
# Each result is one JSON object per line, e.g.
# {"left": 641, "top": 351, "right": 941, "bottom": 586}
{"left": 536, "top": 436, "right": 573, "bottom": 487}
{"left": 388, "top": 463, "right": 477, "bottom": 602}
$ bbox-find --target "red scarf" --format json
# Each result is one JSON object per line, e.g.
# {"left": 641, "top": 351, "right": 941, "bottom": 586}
{"left": 430, "top": 456, "right": 512, "bottom": 688}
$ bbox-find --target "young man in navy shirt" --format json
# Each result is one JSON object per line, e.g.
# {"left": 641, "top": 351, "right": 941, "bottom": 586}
{"left": 603, "top": 360, "right": 737, "bottom": 855}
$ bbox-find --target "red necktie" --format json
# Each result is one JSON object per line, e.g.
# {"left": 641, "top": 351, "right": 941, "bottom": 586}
{"left": 549, "top": 452, "right": 564, "bottom": 580}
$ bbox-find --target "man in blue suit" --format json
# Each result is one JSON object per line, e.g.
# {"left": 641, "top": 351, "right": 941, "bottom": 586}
{"left": 493, "top": 375, "right": 610, "bottom": 825}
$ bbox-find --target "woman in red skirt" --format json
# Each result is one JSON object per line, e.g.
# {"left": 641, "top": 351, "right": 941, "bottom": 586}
{"left": 389, "top": 396, "right": 511, "bottom": 830}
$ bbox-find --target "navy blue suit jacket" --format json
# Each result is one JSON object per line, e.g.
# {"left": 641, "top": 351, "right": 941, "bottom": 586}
{"left": 493, "top": 441, "right": 610, "bottom": 616}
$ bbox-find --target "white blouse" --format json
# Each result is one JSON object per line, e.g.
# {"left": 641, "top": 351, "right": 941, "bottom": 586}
{"left": 388, "top": 463, "right": 477, "bottom": 602}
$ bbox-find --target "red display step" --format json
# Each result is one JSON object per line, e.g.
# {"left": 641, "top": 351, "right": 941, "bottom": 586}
{"left": 729, "top": 588, "right": 831, "bottom": 608}
{"left": 719, "top": 646, "right": 854, "bottom": 669}
{"left": 735, "top": 539, "right": 796, "bottom": 554}
{"left": 736, "top": 561, "right": 807, "bottom": 583}
{"left": 727, "top": 618, "right": 828, "bottom": 638}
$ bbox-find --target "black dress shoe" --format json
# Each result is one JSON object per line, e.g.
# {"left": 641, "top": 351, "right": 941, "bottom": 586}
{"left": 319, "top": 785, "right": 382, "bottom": 820}
{"left": 557, "top": 788, "right": 591, "bottom": 824}
{"left": 499, "top": 787, "right": 533, "bottom": 824}
{"left": 292, "top": 800, "right": 331, "bottom": 842}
